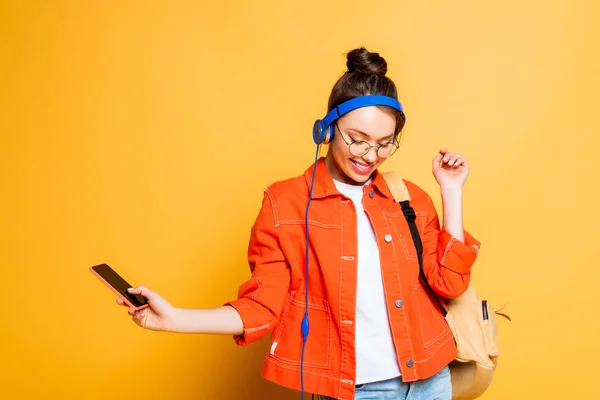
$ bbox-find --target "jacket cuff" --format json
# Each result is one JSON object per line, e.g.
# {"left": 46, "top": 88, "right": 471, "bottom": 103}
{"left": 225, "top": 298, "right": 274, "bottom": 346}
{"left": 437, "top": 229, "right": 481, "bottom": 275}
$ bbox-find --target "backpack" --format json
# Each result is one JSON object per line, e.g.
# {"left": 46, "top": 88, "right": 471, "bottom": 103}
{"left": 381, "top": 171, "right": 510, "bottom": 400}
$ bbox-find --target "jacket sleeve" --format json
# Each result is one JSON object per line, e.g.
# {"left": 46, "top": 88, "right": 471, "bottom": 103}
{"left": 421, "top": 195, "right": 481, "bottom": 299}
{"left": 225, "top": 191, "right": 291, "bottom": 346}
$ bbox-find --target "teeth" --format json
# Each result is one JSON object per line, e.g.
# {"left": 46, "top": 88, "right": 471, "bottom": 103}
{"left": 353, "top": 161, "right": 371, "bottom": 170}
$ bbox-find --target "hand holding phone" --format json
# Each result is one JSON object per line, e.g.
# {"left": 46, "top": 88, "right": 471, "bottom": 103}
{"left": 90, "top": 263, "right": 176, "bottom": 331}
{"left": 90, "top": 263, "right": 149, "bottom": 311}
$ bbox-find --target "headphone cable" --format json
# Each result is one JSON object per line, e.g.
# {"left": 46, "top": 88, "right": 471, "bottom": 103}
{"left": 301, "top": 144, "right": 320, "bottom": 399}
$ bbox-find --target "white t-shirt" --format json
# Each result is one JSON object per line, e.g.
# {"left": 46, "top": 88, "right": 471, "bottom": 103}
{"left": 333, "top": 179, "right": 401, "bottom": 385}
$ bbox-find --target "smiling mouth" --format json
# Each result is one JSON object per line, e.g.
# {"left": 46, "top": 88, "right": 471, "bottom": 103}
{"left": 350, "top": 159, "right": 374, "bottom": 174}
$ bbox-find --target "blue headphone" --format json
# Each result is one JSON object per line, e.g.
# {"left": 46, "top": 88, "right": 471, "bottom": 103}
{"left": 300, "top": 94, "right": 405, "bottom": 400}
{"left": 312, "top": 94, "right": 405, "bottom": 145}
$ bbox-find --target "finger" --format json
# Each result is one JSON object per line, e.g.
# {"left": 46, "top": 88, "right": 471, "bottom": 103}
{"left": 139, "top": 310, "right": 147, "bottom": 328}
{"left": 432, "top": 151, "right": 444, "bottom": 168}
{"left": 132, "top": 313, "right": 141, "bottom": 326}
{"left": 127, "top": 285, "right": 153, "bottom": 301}
{"left": 442, "top": 151, "right": 454, "bottom": 161}
{"left": 454, "top": 157, "right": 466, "bottom": 167}
{"left": 448, "top": 153, "right": 461, "bottom": 166}
{"left": 116, "top": 298, "right": 127, "bottom": 307}
{"left": 132, "top": 310, "right": 147, "bottom": 327}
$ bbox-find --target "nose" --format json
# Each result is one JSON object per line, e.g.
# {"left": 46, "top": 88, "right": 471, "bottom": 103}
{"left": 361, "top": 147, "right": 378, "bottom": 163}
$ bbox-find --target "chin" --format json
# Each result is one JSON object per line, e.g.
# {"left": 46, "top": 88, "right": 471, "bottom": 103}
{"left": 347, "top": 173, "right": 370, "bottom": 184}
{"left": 339, "top": 168, "right": 372, "bottom": 186}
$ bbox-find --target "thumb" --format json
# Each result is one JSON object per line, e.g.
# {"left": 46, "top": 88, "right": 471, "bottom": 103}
{"left": 128, "top": 285, "right": 153, "bottom": 301}
{"left": 432, "top": 151, "right": 444, "bottom": 169}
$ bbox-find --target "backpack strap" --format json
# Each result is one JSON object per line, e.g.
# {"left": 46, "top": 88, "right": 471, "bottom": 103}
{"left": 381, "top": 171, "right": 448, "bottom": 317}
{"left": 381, "top": 171, "right": 411, "bottom": 202}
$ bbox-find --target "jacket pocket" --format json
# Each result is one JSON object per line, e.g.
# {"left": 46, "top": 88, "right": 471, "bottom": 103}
{"left": 270, "top": 290, "right": 332, "bottom": 368}
{"left": 385, "top": 211, "right": 428, "bottom": 261}
{"left": 415, "top": 282, "right": 449, "bottom": 348}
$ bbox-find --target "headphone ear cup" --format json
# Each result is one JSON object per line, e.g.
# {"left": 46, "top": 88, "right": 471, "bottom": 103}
{"left": 313, "top": 120, "right": 325, "bottom": 144}
{"left": 322, "top": 125, "right": 334, "bottom": 145}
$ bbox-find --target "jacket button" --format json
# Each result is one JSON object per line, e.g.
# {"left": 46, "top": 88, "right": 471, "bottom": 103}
{"left": 368, "top": 190, "right": 375, "bottom": 198}
{"left": 384, "top": 234, "right": 392, "bottom": 242}
{"left": 406, "top": 359, "right": 414, "bottom": 367}
{"left": 395, "top": 300, "right": 403, "bottom": 308}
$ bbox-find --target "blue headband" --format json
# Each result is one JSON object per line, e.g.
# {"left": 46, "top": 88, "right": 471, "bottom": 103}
{"left": 312, "top": 94, "right": 405, "bottom": 145}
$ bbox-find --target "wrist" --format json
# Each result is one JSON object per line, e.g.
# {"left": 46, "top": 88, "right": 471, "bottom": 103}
{"left": 440, "top": 184, "right": 463, "bottom": 196}
{"left": 163, "top": 306, "right": 182, "bottom": 332}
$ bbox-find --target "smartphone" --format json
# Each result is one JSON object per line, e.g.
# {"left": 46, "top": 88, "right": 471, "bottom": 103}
{"left": 89, "top": 263, "right": 149, "bottom": 311}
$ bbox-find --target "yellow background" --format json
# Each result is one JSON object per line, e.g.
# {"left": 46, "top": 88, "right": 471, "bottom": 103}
{"left": 1, "top": 0, "right": 598, "bottom": 398}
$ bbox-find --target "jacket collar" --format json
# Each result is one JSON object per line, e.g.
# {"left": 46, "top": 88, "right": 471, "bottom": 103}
{"left": 303, "top": 157, "right": 394, "bottom": 200}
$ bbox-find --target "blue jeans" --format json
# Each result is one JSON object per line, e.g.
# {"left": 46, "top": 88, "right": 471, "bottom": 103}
{"left": 318, "top": 366, "right": 451, "bottom": 400}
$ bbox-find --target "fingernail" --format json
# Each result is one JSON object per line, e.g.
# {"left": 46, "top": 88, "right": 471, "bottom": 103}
{"left": 127, "top": 288, "right": 133, "bottom": 291}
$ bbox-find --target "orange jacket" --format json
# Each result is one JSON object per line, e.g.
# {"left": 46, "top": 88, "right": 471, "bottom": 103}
{"left": 226, "top": 158, "right": 481, "bottom": 400}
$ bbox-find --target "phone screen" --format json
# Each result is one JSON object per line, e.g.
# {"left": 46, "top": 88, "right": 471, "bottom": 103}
{"left": 91, "top": 264, "right": 148, "bottom": 308}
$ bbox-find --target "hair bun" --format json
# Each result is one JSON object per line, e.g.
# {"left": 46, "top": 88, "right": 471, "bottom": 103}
{"left": 346, "top": 47, "right": 387, "bottom": 76}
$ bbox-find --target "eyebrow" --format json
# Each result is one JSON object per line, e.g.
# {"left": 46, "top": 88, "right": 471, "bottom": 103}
{"left": 347, "top": 127, "right": 395, "bottom": 141}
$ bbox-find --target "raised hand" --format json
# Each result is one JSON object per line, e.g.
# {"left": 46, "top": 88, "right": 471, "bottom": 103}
{"left": 432, "top": 148, "right": 470, "bottom": 188}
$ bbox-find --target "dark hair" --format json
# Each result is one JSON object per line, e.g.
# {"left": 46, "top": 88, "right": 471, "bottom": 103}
{"left": 328, "top": 47, "right": 406, "bottom": 135}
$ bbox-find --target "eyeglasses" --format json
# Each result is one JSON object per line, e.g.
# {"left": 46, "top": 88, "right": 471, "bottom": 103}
{"left": 335, "top": 123, "right": 399, "bottom": 159}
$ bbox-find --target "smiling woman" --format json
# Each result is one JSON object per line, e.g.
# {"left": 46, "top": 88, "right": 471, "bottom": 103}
{"left": 323, "top": 49, "right": 404, "bottom": 185}
{"left": 325, "top": 108, "right": 399, "bottom": 184}
{"left": 3, "top": 0, "right": 599, "bottom": 398}
{"left": 118, "top": 46, "right": 480, "bottom": 400}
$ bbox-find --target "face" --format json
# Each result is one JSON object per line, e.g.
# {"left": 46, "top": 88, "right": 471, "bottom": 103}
{"left": 324, "top": 106, "right": 397, "bottom": 185}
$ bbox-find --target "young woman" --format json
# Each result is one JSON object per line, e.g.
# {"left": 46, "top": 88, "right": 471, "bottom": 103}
{"left": 118, "top": 47, "right": 480, "bottom": 400}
